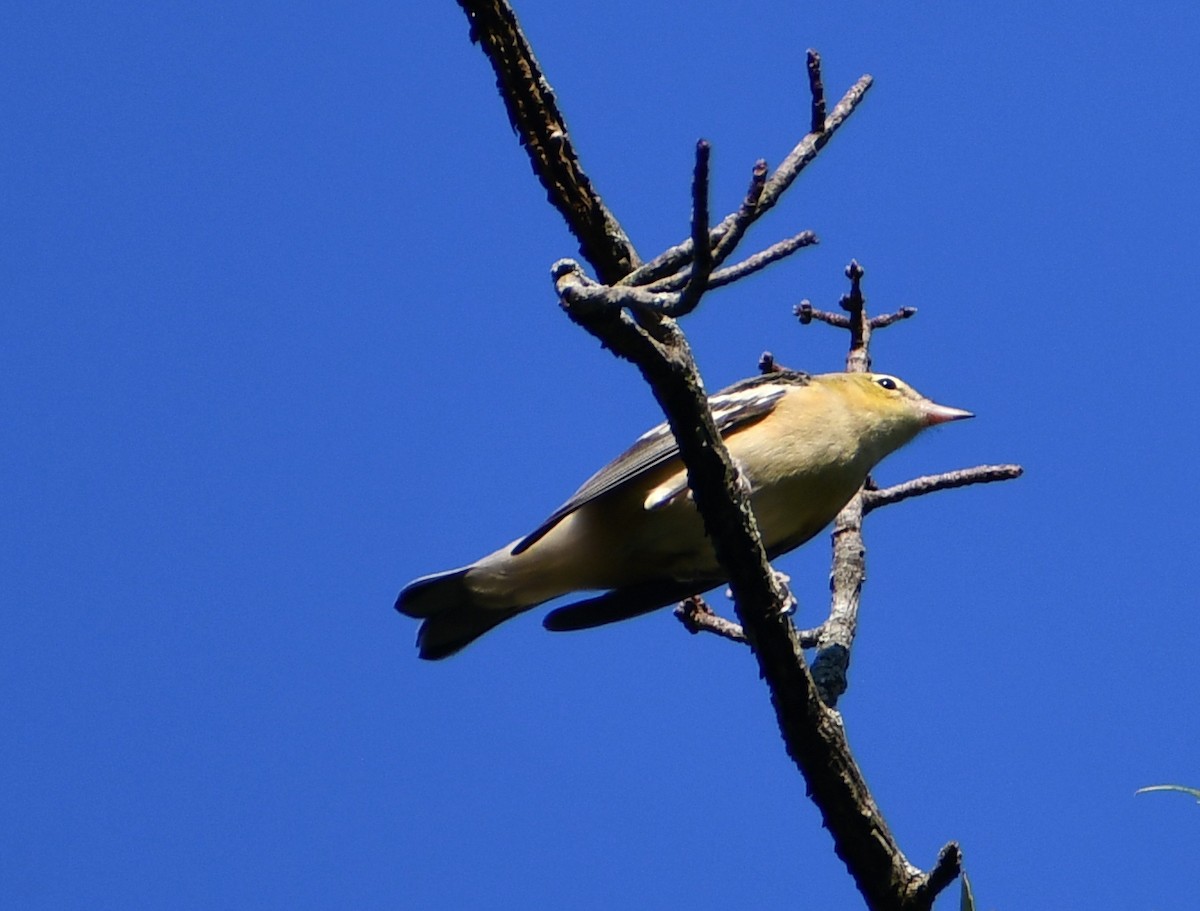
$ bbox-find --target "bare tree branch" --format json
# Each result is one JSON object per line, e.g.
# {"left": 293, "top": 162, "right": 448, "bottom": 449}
{"left": 920, "top": 844, "right": 965, "bottom": 906}
{"left": 670, "top": 140, "right": 714, "bottom": 316}
{"left": 618, "top": 67, "right": 871, "bottom": 290}
{"left": 796, "top": 299, "right": 851, "bottom": 327}
{"left": 648, "top": 231, "right": 818, "bottom": 293}
{"left": 839, "top": 259, "right": 872, "bottom": 372}
{"left": 864, "top": 465, "right": 1025, "bottom": 514}
{"left": 674, "top": 595, "right": 826, "bottom": 648}
{"left": 810, "top": 494, "right": 863, "bottom": 705}
{"left": 807, "top": 49, "right": 828, "bottom": 134}
{"left": 795, "top": 300, "right": 917, "bottom": 329}
{"left": 710, "top": 158, "right": 769, "bottom": 267}
{"left": 799, "top": 262, "right": 1023, "bottom": 717}
{"left": 758, "top": 350, "right": 786, "bottom": 373}
{"left": 708, "top": 231, "right": 819, "bottom": 288}
{"left": 553, "top": 260, "right": 681, "bottom": 316}
{"left": 455, "top": 4, "right": 968, "bottom": 907}
{"left": 455, "top": 0, "right": 639, "bottom": 282}
{"left": 757, "top": 73, "right": 873, "bottom": 213}
{"left": 674, "top": 595, "right": 749, "bottom": 644}
{"left": 546, "top": 120, "right": 950, "bottom": 911}
{"left": 803, "top": 261, "right": 874, "bottom": 706}
{"left": 870, "top": 306, "right": 918, "bottom": 329}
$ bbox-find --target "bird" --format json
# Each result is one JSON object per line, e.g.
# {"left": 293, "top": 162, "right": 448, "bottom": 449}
{"left": 396, "top": 369, "right": 972, "bottom": 659}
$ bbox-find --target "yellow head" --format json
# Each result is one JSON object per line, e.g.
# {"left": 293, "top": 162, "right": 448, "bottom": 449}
{"left": 813, "top": 372, "right": 973, "bottom": 463}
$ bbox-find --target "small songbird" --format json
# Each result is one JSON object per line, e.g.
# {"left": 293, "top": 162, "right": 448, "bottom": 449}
{"left": 396, "top": 369, "right": 971, "bottom": 659}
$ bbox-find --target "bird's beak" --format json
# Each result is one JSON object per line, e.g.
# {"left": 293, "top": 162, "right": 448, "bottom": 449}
{"left": 921, "top": 401, "right": 974, "bottom": 426}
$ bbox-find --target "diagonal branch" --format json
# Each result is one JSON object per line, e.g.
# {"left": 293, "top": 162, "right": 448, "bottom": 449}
{"left": 626, "top": 158, "right": 770, "bottom": 288}
{"left": 620, "top": 55, "right": 870, "bottom": 290}
{"left": 552, "top": 261, "right": 953, "bottom": 911}
{"left": 457, "top": 4, "right": 960, "bottom": 908}
{"left": 708, "top": 231, "right": 819, "bottom": 288}
{"left": 455, "top": 0, "right": 639, "bottom": 282}
{"left": 647, "top": 231, "right": 818, "bottom": 293}
{"left": 758, "top": 63, "right": 873, "bottom": 213}
{"left": 864, "top": 465, "right": 1024, "bottom": 514}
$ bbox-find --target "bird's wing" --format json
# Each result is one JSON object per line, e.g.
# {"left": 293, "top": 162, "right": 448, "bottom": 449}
{"left": 511, "top": 370, "right": 811, "bottom": 555}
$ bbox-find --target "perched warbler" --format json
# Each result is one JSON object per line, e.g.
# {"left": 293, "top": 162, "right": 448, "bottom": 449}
{"left": 397, "top": 369, "right": 971, "bottom": 659}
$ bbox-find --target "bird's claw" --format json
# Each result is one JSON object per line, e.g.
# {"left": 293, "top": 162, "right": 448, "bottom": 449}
{"left": 725, "top": 570, "right": 796, "bottom": 615}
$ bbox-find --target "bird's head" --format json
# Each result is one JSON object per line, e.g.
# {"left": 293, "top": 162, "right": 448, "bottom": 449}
{"left": 817, "top": 371, "right": 973, "bottom": 460}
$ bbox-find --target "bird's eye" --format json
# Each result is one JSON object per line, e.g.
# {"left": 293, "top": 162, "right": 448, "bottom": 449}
{"left": 876, "top": 377, "right": 897, "bottom": 390}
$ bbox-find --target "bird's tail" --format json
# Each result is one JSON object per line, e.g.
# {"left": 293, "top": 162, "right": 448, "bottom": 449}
{"left": 395, "top": 567, "right": 524, "bottom": 660}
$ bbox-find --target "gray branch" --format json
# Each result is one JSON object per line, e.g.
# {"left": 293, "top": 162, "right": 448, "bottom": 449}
{"left": 458, "top": 7, "right": 963, "bottom": 907}
{"left": 617, "top": 57, "right": 871, "bottom": 292}
{"left": 863, "top": 465, "right": 1025, "bottom": 514}
{"left": 675, "top": 595, "right": 827, "bottom": 649}
{"left": 647, "top": 231, "right": 818, "bottom": 293}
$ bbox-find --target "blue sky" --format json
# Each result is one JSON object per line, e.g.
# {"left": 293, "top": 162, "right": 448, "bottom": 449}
{"left": 3, "top": 2, "right": 1199, "bottom": 908}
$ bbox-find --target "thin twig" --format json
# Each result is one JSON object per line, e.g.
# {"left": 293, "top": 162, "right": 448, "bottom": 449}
{"left": 669, "top": 141, "right": 714, "bottom": 316}
{"left": 757, "top": 74, "right": 873, "bottom": 212}
{"left": 708, "top": 231, "right": 819, "bottom": 289}
{"left": 758, "top": 351, "right": 784, "bottom": 374}
{"left": 870, "top": 307, "right": 918, "bottom": 329}
{"left": 619, "top": 74, "right": 871, "bottom": 289}
{"left": 907, "top": 844, "right": 964, "bottom": 907}
{"left": 618, "top": 232, "right": 716, "bottom": 289}
{"left": 863, "top": 466, "right": 1025, "bottom": 515}
{"left": 674, "top": 596, "right": 748, "bottom": 643}
{"left": 624, "top": 156, "right": 769, "bottom": 292}
{"left": 840, "top": 259, "right": 871, "bottom": 373}
{"left": 707, "top": 158, "right": 771, "bottom": 269}
{"left": 807, "top": 49, "right": 827, "bottom": 133}
{"left": 648, "top": 231, "right": 818, "bottom": 293}
{"left": 674, "top": 596, "right": 827, "bottom": 648}
{"left": 795, "top": 299, "right": 850, "bottom": 327}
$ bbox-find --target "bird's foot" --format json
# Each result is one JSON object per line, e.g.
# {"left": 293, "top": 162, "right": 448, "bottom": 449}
{"left": 772, "top": 570, "right": 797, "bottom": 615}
{"left": 724, "top": 570, "right": 795, "bottom": 615}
